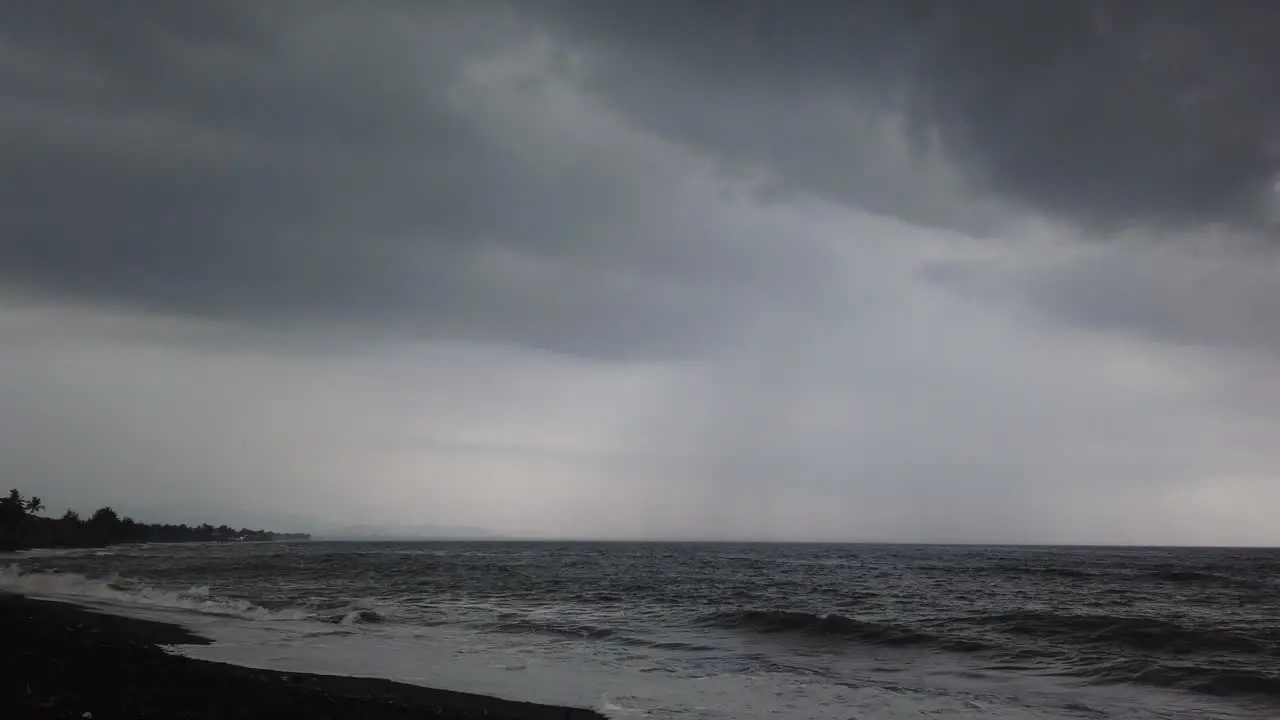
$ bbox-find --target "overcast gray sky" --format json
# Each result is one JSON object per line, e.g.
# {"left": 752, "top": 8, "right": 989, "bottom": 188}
{"left": 3, "top": 1, "right": 1279, "bottom": 544}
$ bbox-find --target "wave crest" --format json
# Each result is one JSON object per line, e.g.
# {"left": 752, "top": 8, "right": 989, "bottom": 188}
{"left": 986, "top": 611, "right": 1271, "bottom": 655}
{"left": 701, "top": 609, "right": 978, "bottom": 650}
{"left": 0, "top": 564, "right": 310, "bottom": 621}
{"left": 485, "top": 617, "right": 618, "bottom": 640}
{"left": 333, "top": 609, "right": 386, "bottom": 626}
{"left": 1077, "top": 656, "right": 1280, "bottom": 698}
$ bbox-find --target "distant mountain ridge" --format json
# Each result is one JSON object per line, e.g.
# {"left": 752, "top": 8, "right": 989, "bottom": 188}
{"left": 122, "top": 506, "right": 505, "bottom": 541}
{"left": 0, "top": 489, "right": 310, "bottom": 551}
{"left": 313, "top": 524, "right": 506, "bottom": 541}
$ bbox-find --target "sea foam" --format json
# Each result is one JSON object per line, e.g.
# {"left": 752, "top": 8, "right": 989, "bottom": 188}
{"left": 0, "top": 563, "right": 310, "bottom": 621}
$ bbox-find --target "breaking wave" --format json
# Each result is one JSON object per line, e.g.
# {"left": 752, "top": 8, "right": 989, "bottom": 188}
{"left": 332, "top": 609, "right": 386, "bottom": 626}
{"left": 984, "top": 611, "right": 1273, "bottom": 656}
{"left": 0, "top": 564, "right": 310, "bottom": 621}
{"left": 700, "top": 609, "right": 984, "bottom": 650}
{"left": 1071, "top": 656, "right": 1280, "bottom": 698}
{"left": 483, "top": 617, "right": 619, "bottom": 640}
{"left": 480, "top": 617, "right": 716, "bottom": 652}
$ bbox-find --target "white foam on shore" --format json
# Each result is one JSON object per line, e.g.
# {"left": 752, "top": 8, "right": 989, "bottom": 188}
{"left": 597, "top": 697, "right": 651, "bottom": 718}
{"left": 174, "top": 618, "right": 675, "bottom": 719}
{"left": 0, "top": 564, "right": 310, "bottom": 621}
{"left": 0, "top": 563, "right": 958, "bottom": 719}
{"left": 0, "top": 562, "right": 651, "bottom": 717}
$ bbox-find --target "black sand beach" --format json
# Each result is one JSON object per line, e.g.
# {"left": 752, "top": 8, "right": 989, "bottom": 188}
{"left": 0, "top": 594, "right": 604, "bottom": 720}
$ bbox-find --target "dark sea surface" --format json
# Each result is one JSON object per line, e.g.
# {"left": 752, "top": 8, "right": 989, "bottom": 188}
{"left": 3, "top": 542, "right": 1278, "bottom": 718}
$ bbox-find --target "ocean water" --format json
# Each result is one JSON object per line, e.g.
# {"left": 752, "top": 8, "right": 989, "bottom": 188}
{"left": 3, "top": 542, "right": 1278, "bottom": 719}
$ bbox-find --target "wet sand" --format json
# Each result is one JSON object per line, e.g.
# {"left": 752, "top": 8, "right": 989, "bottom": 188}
{"left": 0, "top": 593, "right": 604, "bottom": 719}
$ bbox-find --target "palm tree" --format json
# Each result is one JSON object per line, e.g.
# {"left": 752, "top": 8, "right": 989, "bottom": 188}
{"left": 0, "top": 490, "right": 21, "bottom": 549}
{"left": 0, "top": 490, "right": 41, "bottom": 549}
{"left": 1, "top": 489, "right": 26, "bottom": 526}
{"left": 1, "top": 489, "right": 22, "bottom": 516}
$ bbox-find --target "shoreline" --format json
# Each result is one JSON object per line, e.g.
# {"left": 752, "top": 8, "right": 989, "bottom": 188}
{"left": 1, "top": 593, "right": 605, "bottom": 719}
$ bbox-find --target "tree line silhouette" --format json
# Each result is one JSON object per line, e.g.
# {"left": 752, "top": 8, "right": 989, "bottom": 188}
{"left": 0, "top": 489, "right": 309, "bottom": 551}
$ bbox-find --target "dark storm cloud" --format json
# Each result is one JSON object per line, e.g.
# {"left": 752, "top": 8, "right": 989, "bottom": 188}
{"left": 4, "top": 1, "right": 1279, "bottom": 363}
{"left": 3, "top": 2, "right": 469, "bottom": 331}
{"left": 1, "top": 0, "right": 824, "bottom": 360}
{"left": 534, "top": 0, "right": 1280, "bottom": 236}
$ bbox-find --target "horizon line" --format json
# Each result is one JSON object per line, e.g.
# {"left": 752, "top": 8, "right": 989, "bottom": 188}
{"left": 302, "top": 536, "right": 1280, "bottom": 550}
